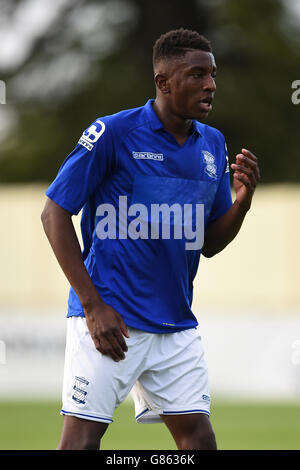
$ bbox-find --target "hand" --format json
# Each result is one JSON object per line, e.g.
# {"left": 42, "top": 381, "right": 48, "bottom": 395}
{"left": 231, "top": 148, "right": 261, "bottom": 210}
{"left": 84, "top": 300, "right": 130, "bottom": 362}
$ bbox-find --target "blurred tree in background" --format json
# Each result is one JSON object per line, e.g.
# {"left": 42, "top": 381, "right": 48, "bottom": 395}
{"left": 0, "top": 0, "right": 299, "bottom": 183}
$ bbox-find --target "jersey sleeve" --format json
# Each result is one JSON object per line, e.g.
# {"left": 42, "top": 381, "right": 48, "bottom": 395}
{"left": 45, "top": 118, "right": 114, "bottom": 215}
{"left": 208, "top": 139, "right": 233, "bottom": 224}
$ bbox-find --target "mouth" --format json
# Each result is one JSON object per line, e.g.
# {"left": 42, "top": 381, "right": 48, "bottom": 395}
{"left": 199, "top": 96, "right": 213, "bottom": 112}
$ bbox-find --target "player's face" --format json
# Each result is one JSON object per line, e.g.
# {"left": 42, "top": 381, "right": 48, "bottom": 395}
{"left": 167, "top": 50, "right": 217, "bottom": 120}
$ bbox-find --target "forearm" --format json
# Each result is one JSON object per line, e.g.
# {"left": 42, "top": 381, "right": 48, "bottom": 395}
{"left": 41, "top": 199, "right": 101, "bottom": 310}
{"left": 41, "top": 198, "right": 129, "bottom": 361}
{"left": 202, "top": 200, "right": 249, "bottom": 257}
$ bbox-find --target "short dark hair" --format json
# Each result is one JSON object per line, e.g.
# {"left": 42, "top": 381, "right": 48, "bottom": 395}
{"left": 153, "top": 28, "right": 212, "bottom": 67}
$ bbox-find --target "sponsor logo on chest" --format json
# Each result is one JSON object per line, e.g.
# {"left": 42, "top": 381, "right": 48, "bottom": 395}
{"left": 132, "top": 151, "right": 164, "bottom": 161}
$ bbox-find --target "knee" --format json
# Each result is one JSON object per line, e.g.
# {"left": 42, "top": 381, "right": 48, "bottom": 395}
{"left": 178, "top": 427, "right": 217, "bottom": 450}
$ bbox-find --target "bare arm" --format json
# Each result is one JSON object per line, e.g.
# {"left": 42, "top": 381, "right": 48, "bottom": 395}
{"left": 41, "top": 198, "right": 129, "bottom": 361}
{"left": 202, "top": 148, "right": 260, "bottom": 257}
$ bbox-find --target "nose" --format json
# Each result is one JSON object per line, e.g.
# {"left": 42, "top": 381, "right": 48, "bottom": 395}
{"left": 204, "top": 75, "right": 216, "bottom": 92}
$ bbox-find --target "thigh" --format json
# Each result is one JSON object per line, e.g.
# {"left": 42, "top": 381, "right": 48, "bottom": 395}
{"left": 61, "top": 319, "right": 151, "bottom": 424}
{"left": 161, "top": 413, "right": 217, "bottom": 450}
{"left": 57, "top": 415, "right": 109, "bottom": 450}
{"left": 132, "top": 328, "right": 211, "bottom": 424}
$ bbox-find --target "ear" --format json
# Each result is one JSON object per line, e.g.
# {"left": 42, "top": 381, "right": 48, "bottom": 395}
{"left": 154, "top": 73, "right": 170, "bottom": 94}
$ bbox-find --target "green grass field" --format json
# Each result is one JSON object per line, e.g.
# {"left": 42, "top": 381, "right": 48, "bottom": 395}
{"left": 0, "top": 400, "right": 299, "bottom": 450}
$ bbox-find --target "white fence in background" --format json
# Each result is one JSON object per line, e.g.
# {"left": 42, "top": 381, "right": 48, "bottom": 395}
{"left": 0, "top": 310, "right": 300, "bottom": 402}
{"left": 0, "top": 184, "right": 300, "bottom": 312}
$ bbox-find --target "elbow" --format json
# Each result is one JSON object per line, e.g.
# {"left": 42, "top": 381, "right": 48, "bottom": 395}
{"left": 201, "top": 242, "right": 221, "bottom": 258}
{"left": 201, "top": 241, "right": 216, "bottom": 258}
{"left": 201, "top": 249, "right": 216, "bottom": 258}
{"left": 202, "top": 243, "right": 229, "bottom": 258}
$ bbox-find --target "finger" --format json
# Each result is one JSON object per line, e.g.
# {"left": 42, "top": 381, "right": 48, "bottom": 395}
{"left": 241, "top": 148, "right": 257, "bottom": 162}
{"left": 106, "top": 324, "right": 128, "bottom": 353}
{"left": 235, "top": 155, "right": 260, "bottom": 181}
{"left": 92, "top": 337, "right": 109, "bottom": 357}
{"left": 233, "top": 172, "right": 254, "bottom": 191}
{"left": 231, "top": 164, "right": 258, "bottom": 187}
{"left": 103, "top": 330, "right": 127, "bottom": 360}
{"left": 94, "top": 334, "right": 123, "bottom": 362}
{"left": 113, "top": 328, "right": 128, "bottom": 352}
{"left": 117, "top": 316, "right": 130, "bottom": 339}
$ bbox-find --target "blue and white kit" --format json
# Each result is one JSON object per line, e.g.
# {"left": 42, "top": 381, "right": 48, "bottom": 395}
{"left": 46, "top": 99, "right": 232, "bottom": 423}
{"left": 46, "top": 99, "right": 232, "bottom": 334}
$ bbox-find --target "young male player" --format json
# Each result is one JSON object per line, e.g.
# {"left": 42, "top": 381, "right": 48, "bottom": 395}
{"left": 41, "top": 28, "right": 260, "bottom": 450}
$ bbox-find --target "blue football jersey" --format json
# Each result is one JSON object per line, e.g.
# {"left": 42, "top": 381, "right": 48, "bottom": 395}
{"left": 46, "top": 99, "right": 232, "bottom": 333}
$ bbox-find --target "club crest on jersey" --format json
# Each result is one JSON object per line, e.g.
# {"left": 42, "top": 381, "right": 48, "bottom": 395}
{"left": 72, "top": 376, "right": 89, "bottom": 404}
{"left": 225, "top": 142, "right": 230, "bottom": 173}
{"left": 225, "top": 155, "right": 230, "bottom": 173}
{"left": 202, "top": 150, "right": 217, "bottom": 179}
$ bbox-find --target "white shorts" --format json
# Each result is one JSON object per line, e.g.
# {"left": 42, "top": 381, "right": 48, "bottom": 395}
{"left": 61, "top": 317, "right": 211, "bottom": 424}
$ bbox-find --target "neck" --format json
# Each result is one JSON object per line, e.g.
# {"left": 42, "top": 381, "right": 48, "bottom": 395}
{"left": 153, "top": 98, "right": 193, "bottom": 141}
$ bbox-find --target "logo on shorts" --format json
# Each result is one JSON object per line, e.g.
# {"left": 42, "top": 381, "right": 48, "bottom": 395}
{"left": 72, "top": 376, "right": 89, "bottom": 405}
{"left": 202, "top": 394, "right": 210, "bottom": 402}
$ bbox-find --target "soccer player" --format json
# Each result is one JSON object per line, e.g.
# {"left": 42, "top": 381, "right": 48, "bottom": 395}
{"left": 41, "top": 28, "right": 260, "bottom": 450}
